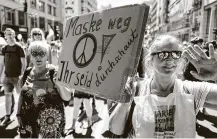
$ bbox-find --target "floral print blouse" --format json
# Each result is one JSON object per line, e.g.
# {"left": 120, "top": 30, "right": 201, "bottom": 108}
{"left": 18, "top": 68, "right": 65, "bottom": 138}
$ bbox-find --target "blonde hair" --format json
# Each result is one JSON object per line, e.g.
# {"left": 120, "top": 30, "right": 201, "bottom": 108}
{"left": 4, "top": 28, "right": 15, "bottom": 34}
{"left": 145, "top": 34, "right": 185, "bottom": 78}
{"left": 30, "top": 28, "right": 45, "bottom": 41}
{"left": 28, "top": 41, "right": 49, "bottom": 54}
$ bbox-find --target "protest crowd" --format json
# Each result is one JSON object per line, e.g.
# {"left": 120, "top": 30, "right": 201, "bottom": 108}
{"left": 0, "top": 3, "right": 217, "bottom": 139}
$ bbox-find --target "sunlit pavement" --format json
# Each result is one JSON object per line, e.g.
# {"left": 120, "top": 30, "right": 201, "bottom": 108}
{"left": 0, "top": 93, "right": 216, "bottom": 138}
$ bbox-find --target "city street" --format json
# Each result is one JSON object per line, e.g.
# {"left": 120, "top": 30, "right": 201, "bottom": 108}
{"left": 0, "top": 93, "right": 216, "bottom": 138}
{"left": 0, "top": 93, "right": 109, "bottom": 138}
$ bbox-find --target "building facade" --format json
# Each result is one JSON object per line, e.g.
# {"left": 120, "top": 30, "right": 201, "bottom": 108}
{"left": 64, "top": 0, "right": 97, "bottom": 31}
{"left": 0, "top": 0, "right": 64, "bottom": 41}
{"left": 200, "top": 0, "right": 217, "bottom": 41}
{"left": 149, "top": 0, "right": 204, "bottom": 42}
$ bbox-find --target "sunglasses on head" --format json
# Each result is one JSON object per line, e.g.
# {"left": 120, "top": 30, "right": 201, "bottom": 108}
{"left": 31, "top": 51, "right": 47, "bottom": 57}
{"left": 151, "top": 51, "right": 182, "bottom": 60}
{"left": 33, "top": 33, "right": 41, "bottom": 36}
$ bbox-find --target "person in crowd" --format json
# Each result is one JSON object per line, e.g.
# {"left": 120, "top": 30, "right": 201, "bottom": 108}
{"left": 29, "top": 28, "right": 52, "bottom": 65}
{"left": 0, "top": 28, "right": 26, "bottom": 126}
{"left": 109, "top": 35, "right": 217, "bottom": 138}
{"left": 16, "top": 41, "right": 71, "bottom": 138}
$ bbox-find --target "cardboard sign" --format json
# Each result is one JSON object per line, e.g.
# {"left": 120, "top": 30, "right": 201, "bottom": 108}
{"left": 57, "top": 4, "right": 149, "bottom": 102}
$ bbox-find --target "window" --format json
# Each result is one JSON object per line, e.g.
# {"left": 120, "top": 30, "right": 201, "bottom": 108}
{"left": 39, "top": 17, "right": 45, "bottom": 30}
{"left": 39, "top": 1, "right": 45, "bottom": 12}
{"left": 72, "top": 1, "right": 74, "bottom": 4}
{"left": 81, "top": 0, "right": 84, "bottom": 3}
{"left": 53, "top": 7, "right": 56, "bottom": 16}
{"left": 66, "top": 2, "right": 68, "bottom": 4}
{"left": 5, "top": 7, "right": 15, "bottom": 24}
{"left": 48, "top": 4, "right": 52, "bottom": 14}
{"left": 31, "top": 17, "right": 37, "bottom": 29}
{"left": 6, "top": 11, "right": 11, "bottom": 21}
{"left": 81, "top": 7, "right": 84, "bottom": 13}
{"left": 53, "top": 0, "right": 56, "bottom": 4}
{"left": 88, "top": 1, "right": 91, "bottom": 7}
{"left": 206, "top": 8, "right": 211, "bottom": 35}
{"left": 31, "top": 0, "right": 36, "bottom": 9}
{"left": 18, "top": 11, "right": 25, "bottom": 25}
{"left": 47, "top": 19, "right": 53, "bottom": 29}
{"left": 87, "top": 8, "right": 91, "bottom": 13}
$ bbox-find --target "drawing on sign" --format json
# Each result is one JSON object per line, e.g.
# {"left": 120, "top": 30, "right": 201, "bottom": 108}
{"left": 73, "top": 33, "right": 97, "bottom": 68}
{"left": 100, "top": 34, "right": 116, "bottom": 64}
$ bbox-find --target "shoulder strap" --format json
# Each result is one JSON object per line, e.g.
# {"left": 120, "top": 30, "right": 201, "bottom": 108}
{"left": 21, "top": 67, "right": 33, "bottom": 87}
{"left": 122, "top": 100, "right": 135, "bottom": 138}
{"left": 49, "top": 68, "right": 55, "bottom": 85}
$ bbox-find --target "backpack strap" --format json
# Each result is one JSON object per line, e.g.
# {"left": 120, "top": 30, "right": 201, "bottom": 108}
{"left": 122, "top": 100, "right": 135, "bottom": 138}
{"left": 48, "top": 68, "right": 55, "bottom": 85}
{"left": 21, "top": 67, "right": 33, "bottom": 87}
{"left": 122, "top": 80, "right": 142, "bottom": 137}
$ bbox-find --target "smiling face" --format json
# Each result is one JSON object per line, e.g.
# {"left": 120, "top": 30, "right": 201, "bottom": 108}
{"left": 150, "top": 35, "right": 183, "bottom": 76}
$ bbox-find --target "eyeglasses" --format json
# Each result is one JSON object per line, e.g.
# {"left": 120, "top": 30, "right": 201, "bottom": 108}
{"left": 33, "top": 33, "right": 41, "bottom": 36}
{"left": 31, "top": 51, "right": 47, "bottom": 57}
{"left": 151, "top": 51, "right": 182, "bottom": 60}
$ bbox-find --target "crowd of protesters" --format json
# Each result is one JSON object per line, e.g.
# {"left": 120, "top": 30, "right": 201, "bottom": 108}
{"left": 0, "top": 27, "right": 216, "bottom": 138}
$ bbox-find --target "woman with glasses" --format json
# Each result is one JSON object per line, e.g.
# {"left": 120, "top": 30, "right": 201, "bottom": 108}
{"left": 109, "top": 35, "right": 217, "bottom": 138}
{"left": 16, "top": 41, "right": 71, "bottom": 138}
{"left": 28, "top": 28, "right": 52, "bottom": 65}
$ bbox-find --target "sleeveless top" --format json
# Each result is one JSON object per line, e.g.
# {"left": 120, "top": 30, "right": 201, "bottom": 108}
{"left": 132, "top": 79, "right": 196, "bottom": 138}
{"left": 19, "top": 68, "right": 65, "bottom": 138}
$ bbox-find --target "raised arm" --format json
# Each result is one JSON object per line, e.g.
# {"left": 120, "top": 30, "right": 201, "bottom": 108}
{"left": 183, "top": 44, "right": 217, "bottom": 111}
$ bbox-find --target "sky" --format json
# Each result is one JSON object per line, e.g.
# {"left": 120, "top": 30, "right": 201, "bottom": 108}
{"left": 96, "top": 0, "right": 150, "bottom": 9}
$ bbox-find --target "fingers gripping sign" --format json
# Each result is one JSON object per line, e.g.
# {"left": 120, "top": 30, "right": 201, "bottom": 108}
{"left": 183, "top": 44, "right": 217, "bottom": 81}
{"left": 124, "top": 76, "right": 137, "bottom": 102}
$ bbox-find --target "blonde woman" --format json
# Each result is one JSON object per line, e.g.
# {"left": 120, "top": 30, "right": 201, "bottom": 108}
{"left": 17, "top": 41, "right": 71, "bottom": 138}
{"left": 109, "top": 35, "right": 217, "bottom": 138}
{"left": 29, "top": 28, "right": 52, "bottom": 65}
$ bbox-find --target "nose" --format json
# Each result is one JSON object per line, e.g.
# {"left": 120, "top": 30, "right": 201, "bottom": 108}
{"left": 166, "top": 54, "right": 174, "bottom": 61}
{"left": 165, "top": 57, "right": 175, "bottom": 65}
{"left": 35, "top": 56, "right": 41, "bottom": 60}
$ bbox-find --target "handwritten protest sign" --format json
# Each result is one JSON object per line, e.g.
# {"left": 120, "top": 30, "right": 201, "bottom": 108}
{"left": 57, "top": 4, "right": 149, "bottom": 102}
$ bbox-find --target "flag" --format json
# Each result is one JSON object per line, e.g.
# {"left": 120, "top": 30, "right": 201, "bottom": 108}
{"left": 46, "top": 26, "right": 54, "bottom": 41}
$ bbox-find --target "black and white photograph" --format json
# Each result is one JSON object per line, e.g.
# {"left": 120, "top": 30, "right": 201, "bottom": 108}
{"left": 0, "top": 0, "right": 217, "bottom": 138}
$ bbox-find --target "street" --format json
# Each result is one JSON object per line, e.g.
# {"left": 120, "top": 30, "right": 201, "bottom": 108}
{"left": 0, "top": 93, "right": 109, "bottom": 138}
{"left": 0, "top": 93, "right": 216, "bottom": 138}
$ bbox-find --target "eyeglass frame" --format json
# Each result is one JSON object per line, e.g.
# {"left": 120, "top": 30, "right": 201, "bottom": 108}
{"left": 33, "top": 32, "right": 42, "bottom": 36}
{"left": 151, "top": 51, "right": 182, "bottom": 60}
{"left": 30, "top": 51, "right": 47, "bottom": 57}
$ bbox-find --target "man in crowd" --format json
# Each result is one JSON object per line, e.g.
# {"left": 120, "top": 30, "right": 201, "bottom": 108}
{"left": 0, "top": 28, "right": 26, "bottom": 126}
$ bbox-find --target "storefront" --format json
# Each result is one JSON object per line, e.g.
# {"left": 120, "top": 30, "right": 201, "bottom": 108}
{"left": 2, "top": 24, "right": 28, "bottom": 42}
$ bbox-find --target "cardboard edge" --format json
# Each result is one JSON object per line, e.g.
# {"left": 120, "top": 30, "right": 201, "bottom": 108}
{"left": 118, "top": 4, "right": 150, "bottom": 103}
{"left": 132, "top": 4, "right": 150, "bottom": 76}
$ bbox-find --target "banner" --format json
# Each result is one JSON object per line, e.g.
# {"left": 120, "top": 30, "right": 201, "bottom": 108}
{"left": 57, "top": 4, "right": 149, "bottom": 102}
